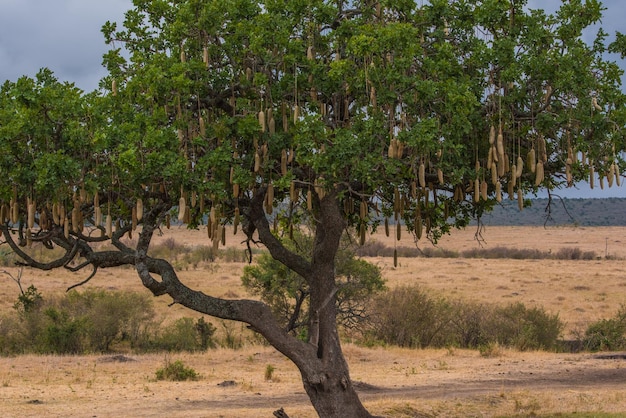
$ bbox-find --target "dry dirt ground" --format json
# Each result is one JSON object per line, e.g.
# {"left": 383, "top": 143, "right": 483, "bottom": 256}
{"left": 1, "top": 225, "right": 626, "bottom": 417}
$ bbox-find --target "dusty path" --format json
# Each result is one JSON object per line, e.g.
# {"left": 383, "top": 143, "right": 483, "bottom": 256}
{"left": 1, "top": 348, "right": 625, "bottom": 417}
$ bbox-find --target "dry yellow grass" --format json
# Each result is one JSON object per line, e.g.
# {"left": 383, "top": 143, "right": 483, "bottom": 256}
{"left": 1, "top": 225, "right": 626, "bottom": 417}
{"left": 1, "top": 345, "right": 625, "bottom": 417}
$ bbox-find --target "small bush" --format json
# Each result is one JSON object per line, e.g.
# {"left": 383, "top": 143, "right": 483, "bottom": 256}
{"left": 141, "top": 317, "right": 216, "bottom": 352}
{"left": 462, "top": 246, "right": 596, "bottom": 260}
{"left": 583, "top": 306, "right": 626, "bottom": 351}
{"left": 554, "top": 247, "right": 596, "bottom": 260}
{"left": 364, "top": 286, "right": 563, "bottom": 351}
{"left": 149, "top": 239, "right": 248, "bottom": 267}
{"left": 220, "top": 247, "right": 248, "bottom": 262}
{"left": 14, "top": 285, "right": 43, "bottom": 314}
{"left": 155, "top": 359, "right": 199, "bottom": 381}
{"left": 394, "top": 246, "right": 422, "bottom": 258}
{"left": 355, "top": 241, "right": 421, "bottom": 258}
{"left": 449, "top": 301, "right": 490, "bottom": 348}
{"left": 40, "top": 307, "right": 87, "bottom": 354}
{"left": 583, "top": 319, "right": 626, "bottom": 351}
{"left": 479, "top": 341, "right": 503, "bottom": 357}
{"left": 187, "top": 246, "right": 217, "bottom": 264}
{"left": 149, "top": 238, "right": 190, "bottom": 261}
{"left": 367, "top": 286, "right": 454, "bottom": 348}
{"left": 264, "top": 364, "right": 275, "bottom": 381}
{"left": 355, "top": 240, "right": 388, "bottom": 257}
{"left": 420, "top": 247, "right": 459, "bottom": 258}
{"left": 220, "top": 320, "right": 245, "bottom": 349}
{"left": 195, "top": 317, "right": 217, "bottom": 350}
{"left": 485, "top": 303, "right": 563, "bottom": 351}
{"left": 65, "top": 289, "right": 155, "bottom": 352}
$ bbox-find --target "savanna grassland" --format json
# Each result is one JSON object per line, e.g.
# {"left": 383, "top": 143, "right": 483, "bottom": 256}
{"left": 1, "top": 225, "right": 625, "bottom": 417}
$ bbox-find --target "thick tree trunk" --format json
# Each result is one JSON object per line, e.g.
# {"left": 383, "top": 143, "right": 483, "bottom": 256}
{"left": 300, "top": 342, "right": 373, "bottom": 417}
{"left": 303, "top": 371, "right": 372, "bottom": 417}
{"left": 299, "top": 191, "right": 374, "bottom": 417}
{"left": 244, "top": 186, "right": 376, "bottom": 416}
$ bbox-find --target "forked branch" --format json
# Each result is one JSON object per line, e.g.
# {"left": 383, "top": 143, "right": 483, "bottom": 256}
{"left": 1, "top": 225, "right": 81, "bottom": 270}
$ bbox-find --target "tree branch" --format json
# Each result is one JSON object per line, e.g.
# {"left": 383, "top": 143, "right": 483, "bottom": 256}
{"left": 247, "top": 187, "right": 312, "bottom": 281}
{"left": 66, "top": 265, "right": 98, "bottom": 292}
{"left": 65, "top": 259, "right": 92, "bottom": 272}
{"left": 286, "top": 289, "right": 309, "bottom": 334}
{"left": 2, "top": 225, "right": 80, "bottom": 270}
{"left": 135, "top": 250, "right": 317, "bottom": 374}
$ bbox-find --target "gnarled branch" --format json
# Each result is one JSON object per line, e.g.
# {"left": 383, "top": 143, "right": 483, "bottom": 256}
{"left": 2, "top": 225, "right": 81, "bottom": 270}
{"left": 247, "top": 186, "right": 312, "bottom": 281}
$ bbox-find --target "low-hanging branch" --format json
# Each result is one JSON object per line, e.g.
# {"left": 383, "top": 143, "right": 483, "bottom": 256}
{"left": 1, "top": 225, "right": 80, "bottom": 271}
{"left": 66, "top": 265, "right": 98, "bottom": 292}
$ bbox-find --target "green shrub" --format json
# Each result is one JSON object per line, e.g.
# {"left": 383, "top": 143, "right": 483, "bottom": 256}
{"left": 142, "top": 317, "right": 216, "bottom": 352}
{"left": 39, "top": 307, "right": 87, "bottom": 354}
{"left": 242, "top": 231, "right": 385, "bottom": 336}
{"left": 583, "top": 306, "right": 626, "bottom": 351}
{"left": 584, "top": 319, "right": 626, "bottom": 351}
{"left": 367, "top": 286, "right": 454, "bottom": 348}
{"left": 220, "top": 320, "right": 245, "bottom": 349}
{"left": 13, "top": 285, "right": 43, "bottom": 314}
{"left": 355, "top": 241, "right": 421, "bottom": 258}
{"left": 220, "top": 247, "right": 248, "bottom": 262}
{"left": 365, "top": 286, "right": 563, "bottom": 351}
{"left": 195, "top": 317, "right": 217, "bottom": 349}
{"left": 554, "top": 247, "right": 596, "bottom": 260}
{"left": 448, "top": 301, "right": 490, "bottom": 348}
{"left": 0, "top": 286, "right": 220, "bottom": 355}
{"left": 485, "top": 303, "right": 563, "bottom": 351}
{"left": 478, "top": 341, "right": 504, "bottom": 357}
{"left": 462, "top": 246, "right": 548, "bottom": 259}
{"left": 355, "top": 240, "right": 596, "bottom": 261}
{"left": 354, "top": 240, "right": 388, "bottom": 257}
{"left": 64, "top": 289, "right": 155, "bottom": 352}
{"left": 155, "top": 358, "right": 199, "bottom": 381}
{"left": 420, "top": 247, "right": 459, "bottom": 258}
{"left": 0, "top": 315, "right": 28, "bottom": 355}
{"left": 149, "top": 238, "right": 189, "bottom": 260}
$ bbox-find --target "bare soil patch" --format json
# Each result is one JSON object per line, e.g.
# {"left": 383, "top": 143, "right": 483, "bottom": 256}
{"left": 1, "top": 226, "right": 626, "bottom": 416}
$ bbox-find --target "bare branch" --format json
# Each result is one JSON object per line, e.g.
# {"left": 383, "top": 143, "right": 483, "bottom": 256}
{"left": 543, "top": 192, "right": 576, "bottom": 227}
{"left": 1, "top": 267, "right": 24, "bottom": 294}
{"left": 66, "top": 266, "right": 98, "bottom": 292}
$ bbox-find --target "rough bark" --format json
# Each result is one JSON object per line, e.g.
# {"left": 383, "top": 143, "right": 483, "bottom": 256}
{"left": 306, "top": 191, "right": 373, "bottom": 417}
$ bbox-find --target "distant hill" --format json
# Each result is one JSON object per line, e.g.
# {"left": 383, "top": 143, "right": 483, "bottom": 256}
{"left": 478, "top": 198, "right": 626, "bottom": 226}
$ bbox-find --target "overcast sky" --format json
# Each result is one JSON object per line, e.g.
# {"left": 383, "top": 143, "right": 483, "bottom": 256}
{"left": 0, "top": 0, "right": 129, "bottom": 91}
{"left": 0, "top": 0, "right": 624, "bottom": 198}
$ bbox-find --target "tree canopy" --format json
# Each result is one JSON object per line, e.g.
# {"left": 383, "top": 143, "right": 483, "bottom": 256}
{"left": 1, "top": 1, "right": 625, "bottom": 416}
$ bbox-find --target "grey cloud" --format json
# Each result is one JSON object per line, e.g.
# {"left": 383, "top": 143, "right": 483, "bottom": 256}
{"left": 1, "top": 0, "right": 623, "bottom": 92}
{"left": 0, "top": 0, "right": 130, "bottom": 91}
